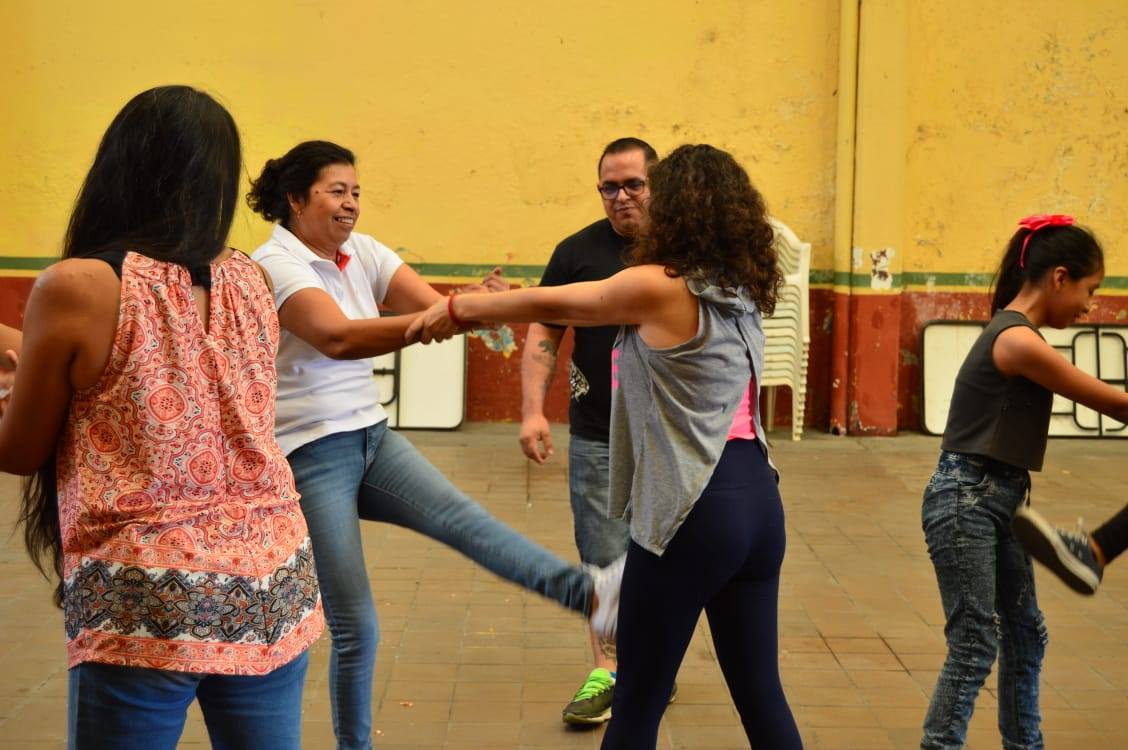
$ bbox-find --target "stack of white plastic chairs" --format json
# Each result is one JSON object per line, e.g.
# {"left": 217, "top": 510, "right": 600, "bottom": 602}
{"left": 761, "top": 217, "right": 811, "bottom": 441}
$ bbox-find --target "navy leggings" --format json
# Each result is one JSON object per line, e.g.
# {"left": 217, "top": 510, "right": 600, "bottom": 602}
{"left": 601, "top": 439, "right": 802, "bottom": 749}
{"left": 1093, "top": 504, "right": 1128, "bottom": 565}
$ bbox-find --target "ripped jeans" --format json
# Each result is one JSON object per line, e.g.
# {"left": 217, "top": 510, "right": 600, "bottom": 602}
{"left": 921, "top": 451, "right": 1047, "bottom": 750}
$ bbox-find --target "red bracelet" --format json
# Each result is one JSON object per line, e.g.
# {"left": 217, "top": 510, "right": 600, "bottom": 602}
{"left": 447, "top": 294, "right": 465, "bottom": 328}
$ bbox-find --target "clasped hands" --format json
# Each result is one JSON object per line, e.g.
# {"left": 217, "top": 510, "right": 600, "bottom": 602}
{"left": 405, "top": 266, "right": 505, "bottom": 345}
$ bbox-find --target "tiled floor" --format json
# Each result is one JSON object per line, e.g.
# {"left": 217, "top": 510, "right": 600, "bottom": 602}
{"left": 1, "top": 425, "right": 1127, "bottom": 749}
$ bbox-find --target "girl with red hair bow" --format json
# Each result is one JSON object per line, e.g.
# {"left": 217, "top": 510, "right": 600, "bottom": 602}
{"left": 920, "top": 215, "right": 1128, "bottom": 749}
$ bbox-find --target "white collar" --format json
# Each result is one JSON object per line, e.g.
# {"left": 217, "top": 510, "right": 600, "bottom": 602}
{"left": 270, "top": 223, "right": 353, "bottom": 267}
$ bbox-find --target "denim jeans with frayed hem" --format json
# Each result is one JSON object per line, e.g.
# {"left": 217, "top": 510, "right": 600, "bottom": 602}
{"left": 288, "top": 421, "right": 593, "bottom": 750}
{"left": 921, "top": 451, "right": 1047, "bottom": 750}
{"left": 568, "top": 434, "right": 629, "bottom": 567}
{"left": 68, "top": 651, "right": 309, "bottom": 750}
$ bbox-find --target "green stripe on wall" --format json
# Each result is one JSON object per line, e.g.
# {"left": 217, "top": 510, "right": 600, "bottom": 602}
{"left": 407, "top": 263, "right": 547, "bottom": 279}
{"left": 828, "top": 272, "right": 1128, "bottom": 290}
{"left": 903, "top": 272, "right": 994, "bottom": 286}
{"left": 4, "top": 257, "right": 1128, "bottom": 289}
{"left": 0, "top": 256, "right": 54, "bottom": 271}
{"left": 823, "top": 272, "right": 992, "bottom": 287}
{"left": 0, "top": 257, "right": 546, "bottom": 279}
{"left": 813, "top": 271, "right": 1128, "bottom": 290}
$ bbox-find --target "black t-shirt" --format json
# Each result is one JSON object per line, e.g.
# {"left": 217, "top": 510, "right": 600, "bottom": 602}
{"left": 539, "top": 218, "right": 630, "bottom": 442}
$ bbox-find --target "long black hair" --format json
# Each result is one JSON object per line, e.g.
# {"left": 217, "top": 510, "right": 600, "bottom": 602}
{"left": 62, "top": 86, "right": 241, "bottom": 263}
{"left": 246, "top": 140, "right": 356, "bottom": 226}
{"left": 990, "top": 224, "right": 1104, "bottom": 313}
{"left": 23, "top": 85, "right": 241, "bottom": 606}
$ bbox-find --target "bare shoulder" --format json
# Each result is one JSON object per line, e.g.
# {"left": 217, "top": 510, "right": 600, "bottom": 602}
{"left": 614, "top": 265, "right": 690, "bottom": 298}
{"left": 993, "top": 324, "right": 1053, "bottom": 377}
{"left": 623, "top": 264, "right": 678, "bottom": 281}
{"left": 31, "top": 258, "right": 119, "bottom": 311}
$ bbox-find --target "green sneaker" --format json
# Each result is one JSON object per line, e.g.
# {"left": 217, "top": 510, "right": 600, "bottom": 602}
{"left": 562, "top": 668, "right": 615, "bottom": 725}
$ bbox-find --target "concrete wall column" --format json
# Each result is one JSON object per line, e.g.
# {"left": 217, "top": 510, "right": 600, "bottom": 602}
{"left": 838, "top": 0, "right": 909, "bottom": 435}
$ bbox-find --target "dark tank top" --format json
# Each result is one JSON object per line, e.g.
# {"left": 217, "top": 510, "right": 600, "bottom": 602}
{"left": 940, "top": 310, "right": 1053, "bottom": 471}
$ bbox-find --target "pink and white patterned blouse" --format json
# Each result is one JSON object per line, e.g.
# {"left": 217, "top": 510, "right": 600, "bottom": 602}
{"left": 56, "top": 251, "right": 323, "bottom": 675}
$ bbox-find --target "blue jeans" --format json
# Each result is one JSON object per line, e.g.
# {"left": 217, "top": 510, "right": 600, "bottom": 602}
{"left": 569, "top": 434, "right": 630, "bottom": 567}
{"left": 921, "top": 451, "right": 1047, "bottom": 750}
{"left": 67, "top": 652, "right": 308, "bottom": 750}
{"left": 288, "top": 421, "right": 593, "bottom": 750}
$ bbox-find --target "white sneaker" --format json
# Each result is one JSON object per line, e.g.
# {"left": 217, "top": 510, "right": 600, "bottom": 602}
{"left": 587, "top": 553, "right": 626, "bottom": 643}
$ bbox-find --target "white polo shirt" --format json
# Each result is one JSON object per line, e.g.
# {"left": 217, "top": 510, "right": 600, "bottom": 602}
{"left": 252, "top": 224, "right": 404, "bottom": 455}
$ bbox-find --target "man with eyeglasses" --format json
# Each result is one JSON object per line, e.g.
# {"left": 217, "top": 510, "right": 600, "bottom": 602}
{"left": 519, "top": 137, "right": 675, "bottom": 725}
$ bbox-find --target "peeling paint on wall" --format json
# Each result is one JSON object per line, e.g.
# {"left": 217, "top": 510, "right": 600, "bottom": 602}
{"left": 870, "top": 248, "right": 895, "bottom": 289}
{"left": 468, "top": 325, "right": 518, "bottom": 358}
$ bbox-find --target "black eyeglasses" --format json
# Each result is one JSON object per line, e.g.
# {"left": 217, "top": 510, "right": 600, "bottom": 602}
{"left": 597, "top": 179, "right": 647, "bottom": 200}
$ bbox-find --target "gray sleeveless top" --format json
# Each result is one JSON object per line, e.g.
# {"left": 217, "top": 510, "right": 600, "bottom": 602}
{"left": 608, "top": 277, "right": 771, "bottom": 555}
{"left": 941, "top": 309, "right": 1053, "bottom": 471}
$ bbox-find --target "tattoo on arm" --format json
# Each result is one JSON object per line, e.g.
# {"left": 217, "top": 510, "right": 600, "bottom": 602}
{"left": 531, "top": 351, "right": 557, "bottom": 371}
{"left": 532, "top": 338, "right": 558, "bottom": 369}
{"left": 531, "top": 338, "right": 558, "bottom": 397}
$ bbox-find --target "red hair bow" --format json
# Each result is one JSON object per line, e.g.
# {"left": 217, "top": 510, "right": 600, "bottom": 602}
{"left": 1018, "top": 214, "right": 1074, "bottom": 268}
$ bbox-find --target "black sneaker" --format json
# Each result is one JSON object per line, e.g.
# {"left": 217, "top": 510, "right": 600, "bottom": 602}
{"left": 1012, "top": 505, "right": 1103, "bottom": 595}
{"left": 562, "top": 668, "right": 614, "bottom": 725}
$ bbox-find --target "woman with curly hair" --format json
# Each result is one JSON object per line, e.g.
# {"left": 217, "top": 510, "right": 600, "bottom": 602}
{"left": 408, "top": 143, "right": 803, "bottom": 749}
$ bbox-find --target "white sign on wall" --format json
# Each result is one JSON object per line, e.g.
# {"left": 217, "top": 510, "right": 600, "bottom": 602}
{"left": 922, "top": 322, "right": 1128, "bottom": 438}
{"left": 372, "top": 333, "right": 467, "bottom": 430}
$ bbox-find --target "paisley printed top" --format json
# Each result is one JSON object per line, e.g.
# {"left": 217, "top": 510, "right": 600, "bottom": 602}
{"left": 56, "top": 251, "right": 323, "bottom": 674}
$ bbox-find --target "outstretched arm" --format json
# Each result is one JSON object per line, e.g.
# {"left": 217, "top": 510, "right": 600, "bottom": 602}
{"left": 382, "top": 265, "right": 508, "bottom": 314}
{"left": 380, "top": 264, "right": 444, "bottom": 313}
{"left": 994, "top": 326, "right": 1128, "bottom": 423}
{"left": 281, "top": 263, "right": 511, "bottom": 359}
{"left": 279, "top": 286, "right": 423, "bottom": 359}
{"left": 407, "top": 265, "right": 685, "bottom": 344}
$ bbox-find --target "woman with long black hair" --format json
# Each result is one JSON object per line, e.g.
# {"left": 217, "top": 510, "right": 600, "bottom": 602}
{"left": 0, "top": 86, "right": 323, "bottom": 750}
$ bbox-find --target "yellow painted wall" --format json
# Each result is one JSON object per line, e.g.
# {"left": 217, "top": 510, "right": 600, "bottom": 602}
{"left": 0, "top": 0, "right": 840, "bottom": 276}
{"left": 904, "top": 0, "right": 1128, "bottom": 279}
{"left": 3, "top": 1, "right": 1125, "bottom": 285}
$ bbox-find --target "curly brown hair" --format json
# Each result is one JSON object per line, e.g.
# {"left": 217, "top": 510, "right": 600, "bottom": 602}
{"left": 630, "top": 144, "right": 781, "bottom": 315}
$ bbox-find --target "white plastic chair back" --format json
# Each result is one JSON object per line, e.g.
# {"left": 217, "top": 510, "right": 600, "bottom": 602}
{"left": 761, "top": 217, "right": 811, "bottom": 440}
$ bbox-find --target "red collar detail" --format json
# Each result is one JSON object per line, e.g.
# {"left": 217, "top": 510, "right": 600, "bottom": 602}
{"left": 335, "top": 251, "right": 352, "bottom": 272}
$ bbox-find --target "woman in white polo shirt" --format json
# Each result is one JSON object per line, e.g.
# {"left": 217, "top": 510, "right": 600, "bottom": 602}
{"left": 247, "top": 141, "right": 621, "bottom": 750}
